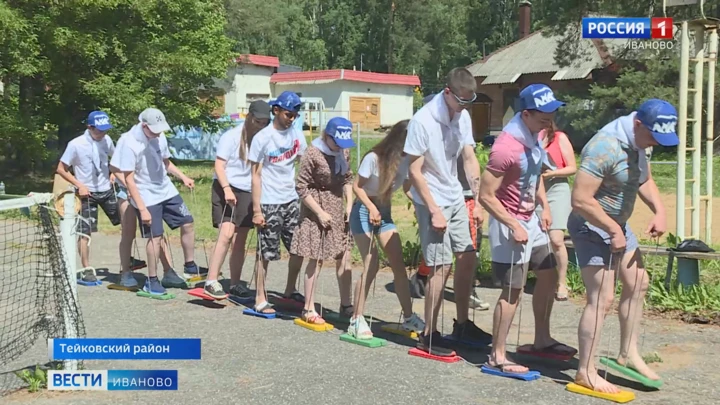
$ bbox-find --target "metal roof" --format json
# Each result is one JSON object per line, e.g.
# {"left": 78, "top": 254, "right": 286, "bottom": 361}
{"left": 467, "top": 29, "right": 629, "bottom": 84}
{"left": 271, "top": 69, "right": 420, "bottom": 86}
{"left": 235, "top": 54, "right": 280, "bottom": 68}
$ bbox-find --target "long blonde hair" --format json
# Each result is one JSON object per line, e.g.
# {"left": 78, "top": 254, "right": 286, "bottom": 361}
{"left": 238, "top": 113, "right": 255, "bottom": 162}
{"left": 364, "top": 120, "right": 409, "bottom": 204}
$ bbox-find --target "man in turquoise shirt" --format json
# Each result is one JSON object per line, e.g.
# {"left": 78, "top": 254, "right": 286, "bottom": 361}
{"left": 569, "top": 99, "right": 678, "bottom": 394}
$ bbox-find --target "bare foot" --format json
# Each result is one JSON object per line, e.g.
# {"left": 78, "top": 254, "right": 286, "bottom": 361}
{"left": 575, "top": 371, "right": 620, "bottom": 394}
{"left": 618, "top": 354, "right": 661, "bottom": 381}
{"left": 555, "top": 284, "right": 569, "bottom": 301}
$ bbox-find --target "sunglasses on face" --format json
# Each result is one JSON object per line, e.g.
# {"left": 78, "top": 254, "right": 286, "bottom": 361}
{"left": 447, "top": 88, "right": 476, "bottom": 106}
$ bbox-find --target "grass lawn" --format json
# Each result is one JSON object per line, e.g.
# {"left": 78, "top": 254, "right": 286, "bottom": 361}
{"left": 2, "top": 136, "right": 720, "bottom": 321}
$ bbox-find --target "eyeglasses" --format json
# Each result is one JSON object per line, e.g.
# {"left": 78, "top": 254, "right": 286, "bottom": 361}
{"left": 447, "top": 87, "right": 477, "bottom": 105}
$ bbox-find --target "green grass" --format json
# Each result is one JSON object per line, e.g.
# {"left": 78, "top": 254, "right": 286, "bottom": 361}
{"left": 3, "top": 137, "right": 720, "bottom": 321}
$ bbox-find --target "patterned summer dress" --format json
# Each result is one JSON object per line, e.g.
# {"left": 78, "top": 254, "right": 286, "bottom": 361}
{"left": 290, "top": 146, "right": 353, "bottom": 260}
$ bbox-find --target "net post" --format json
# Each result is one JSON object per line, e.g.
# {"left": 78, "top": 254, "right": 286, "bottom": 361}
{"left": 60, "top": 190, "right": 78, "bottom": 371}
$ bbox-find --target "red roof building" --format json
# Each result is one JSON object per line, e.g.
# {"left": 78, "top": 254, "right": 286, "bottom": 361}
{"left": 271, "top": 69, "right": 420, "bottom": 129}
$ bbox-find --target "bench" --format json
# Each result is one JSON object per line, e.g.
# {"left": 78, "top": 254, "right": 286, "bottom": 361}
{"left": 564, "top": 238, "right": 720, "bottom": 290}
{"left": 479, "top": 232, "right": 720, "bottom": 289}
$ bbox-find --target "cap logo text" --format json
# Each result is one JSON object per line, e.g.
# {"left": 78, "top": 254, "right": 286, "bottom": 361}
{"left": 534, "top": 91, "right": 556, "bottom": 107}
{"left": 653, "top": 120, "right": 677, "bottom": 134}
{"left": 94, "top": 117, "right": 109, "bottom": 126}
{"left": 334, "top": 129, "right": 352, "bottom": 140}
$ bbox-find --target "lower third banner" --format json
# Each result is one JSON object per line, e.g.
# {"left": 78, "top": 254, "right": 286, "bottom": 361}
{"left": 48, "top": 370, "right": 178, "bottom": 391}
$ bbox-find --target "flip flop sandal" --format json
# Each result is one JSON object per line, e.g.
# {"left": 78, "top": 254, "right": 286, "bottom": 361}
{"left": 283, "top": 291, "right": 305, "bottom": 304}
{"left": 483, "top": 362, "right": 531, "bottom": 375}
{"left": 302, "top": 310, "right": 325, "bottom": 325}
{"left": 519, "top": 342, "right": 577, "bottom": 359}
{"left": 254, "top": 301, "right": 276, "bottom": 314}
{"left": 339, "top": 304, "right": 354, "bottom": 318}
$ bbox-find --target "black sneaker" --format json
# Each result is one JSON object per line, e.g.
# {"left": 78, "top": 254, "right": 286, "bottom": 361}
{"left": 409, "top": 272, "right": 427, "bottom": 298}
{"left": 130, "top": 257, "right": 147, "bottom": 270}
{"left": 416, "top": 331, "right": 455, "bottom": 357}
{"left": 229, "top": 283, "right": 252, "bottom": 299}
{"left": 452, "top": 319, "right": 493, "bottom": 345}
{"left": 82, "top": 269, "right": 97, "bottom": 283}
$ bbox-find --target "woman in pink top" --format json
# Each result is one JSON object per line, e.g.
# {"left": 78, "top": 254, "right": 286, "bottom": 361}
{"left": 539, "top": 121, "right": 576, "bottom": 301}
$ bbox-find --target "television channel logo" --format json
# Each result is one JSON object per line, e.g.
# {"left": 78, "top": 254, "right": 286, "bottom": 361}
{"left": 582, "top": 17, "right": 673, "bottom": 40}
{"left": 47, "top": 370, "right": 178, "bottom": 391}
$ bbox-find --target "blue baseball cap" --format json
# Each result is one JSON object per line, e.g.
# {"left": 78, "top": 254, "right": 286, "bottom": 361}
{"left": 87, "top": 111, "right": 113, "bottom": 131}
{"left": 519, "top": 84, "right": 565, "bottom": 113}
{"left": 269, "top": 91, "right": 302, "bottom": 112}
{"left": 325, "top": 117, "right": 355, "bottom": 149}
{"left": 636, "top": 99, "right": 679, "bottom": 147}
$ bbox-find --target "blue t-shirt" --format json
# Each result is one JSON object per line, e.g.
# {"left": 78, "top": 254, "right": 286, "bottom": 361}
{"left": 578, "top": 132, "right": 644, "bottom": 225}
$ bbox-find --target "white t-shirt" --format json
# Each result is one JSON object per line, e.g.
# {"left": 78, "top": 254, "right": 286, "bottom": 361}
{"left": 357, "top": 152, "right": 409, "bottom": 197}
{"left": 59, "top": 131, "right": 115, "bottom": 193}
{"left": 114, "top": 124, "right": 179, "bottom": 208}
{"left": 248, "top": 124, "right": 307, "bottom": 205}
{"left": 213, "top": 124, "right": 252, "bottom": 191}
{"left": 403, "top": 93, "right": 475, "bottom": 207}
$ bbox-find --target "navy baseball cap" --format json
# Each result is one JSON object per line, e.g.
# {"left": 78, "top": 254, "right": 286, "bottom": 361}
{"left": 636, "top": 99, "right": 679, "bottom": 147}
{"left": 519, "top": 84, "right": 565, "bottom": 113}
{"left": 270, "top": 91, "right": 302, "bottom": 112}
{"left": 87, "top": 111, "right": 113, "bottom": 131}
{"left": 325, "top": 117, "right": 355, "bottom": 149}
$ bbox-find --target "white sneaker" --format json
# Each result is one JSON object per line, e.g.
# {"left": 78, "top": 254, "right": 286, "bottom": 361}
{"left": 469, "top": 291, "right": 491, "bottom": 310}
{"left": 347, "top": 316, "right": 373, "bottom": 340}
{"left": 120, "top": 271, "right": 138, "bottom": 288}
{"left": 401, "top": 313, "right": 425, "bottom": 333}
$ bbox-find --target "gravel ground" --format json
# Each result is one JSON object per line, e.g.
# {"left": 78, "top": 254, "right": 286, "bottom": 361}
{"left": 3, "top": 233, "right": 719, "bottom": 405}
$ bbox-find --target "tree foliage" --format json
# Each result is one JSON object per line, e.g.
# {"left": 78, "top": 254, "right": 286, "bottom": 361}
{"left": 224, "top": 0, "right": 556, "bottom": 92}
{"left": 1, "top": 0, "right": 233, "bottom": 170}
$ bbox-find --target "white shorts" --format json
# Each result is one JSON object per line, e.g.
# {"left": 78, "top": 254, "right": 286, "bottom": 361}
{"left": 489, "top": 213, "right": 551, "bottom": 264}
{"left": 489, "top": 213, "right": 556, "bottom": 288}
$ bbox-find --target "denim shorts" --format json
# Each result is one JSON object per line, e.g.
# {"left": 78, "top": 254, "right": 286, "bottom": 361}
{"left": 567, "top": 212, "right": 639, "bottom": 268}
{"left": 139, "top": 195, "right": 194, "bottom": 238}
{"left": 349, "top": 199, "right": 396, "bottom": 235}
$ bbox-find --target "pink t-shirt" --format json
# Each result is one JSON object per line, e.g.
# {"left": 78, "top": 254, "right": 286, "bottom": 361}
{"left": 485, "top": 132, "right": 542, "bottom": 221}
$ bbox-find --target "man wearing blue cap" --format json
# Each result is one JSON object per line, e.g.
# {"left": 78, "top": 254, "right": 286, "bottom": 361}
{"left": 57, "top": 111, "right": 121, "bottom": 283}
{"left": 568, "top": 99, "right": 676, "bottom": 394}
{"left": 248, "top": 91, "right": 308, "bottom": 315}
{"left": 479, "top": 84, "right": 575, "bottom": 375}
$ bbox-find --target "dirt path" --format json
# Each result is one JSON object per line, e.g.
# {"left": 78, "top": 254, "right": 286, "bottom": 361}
{"left": 3, "top": 234, "right": 719, "bottom": 404}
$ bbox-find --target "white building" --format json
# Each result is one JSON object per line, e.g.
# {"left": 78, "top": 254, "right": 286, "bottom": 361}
{"left": 220, "top": 54, "right": 279, "bottom": 116}
{"left": 270, "top": 69, "right": 420, "bottom": 130}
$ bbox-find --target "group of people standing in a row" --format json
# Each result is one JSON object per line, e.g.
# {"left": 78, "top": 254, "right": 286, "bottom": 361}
{"left": 56, "top": 66, "right": 676, "bottom": 395}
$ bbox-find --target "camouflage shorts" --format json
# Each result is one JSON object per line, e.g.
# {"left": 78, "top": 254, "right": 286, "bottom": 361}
{"left": 258, "top": 200, "right": 300, "bottom": 261}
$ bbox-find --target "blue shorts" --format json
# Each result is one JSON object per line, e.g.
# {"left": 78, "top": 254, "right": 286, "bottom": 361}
{"left": 567, "top": 213, "right": 639, "bottom": 268}
{"left": 138, "top": 195, "right": 194, "bottom": 238}
{"left": 349, "top": 199, "right": 396, "bottom": 235}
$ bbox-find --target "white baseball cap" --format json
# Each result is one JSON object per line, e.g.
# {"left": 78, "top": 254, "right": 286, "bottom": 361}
{"left": 139, "top": 108, "right": 171, "bottom": 134}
